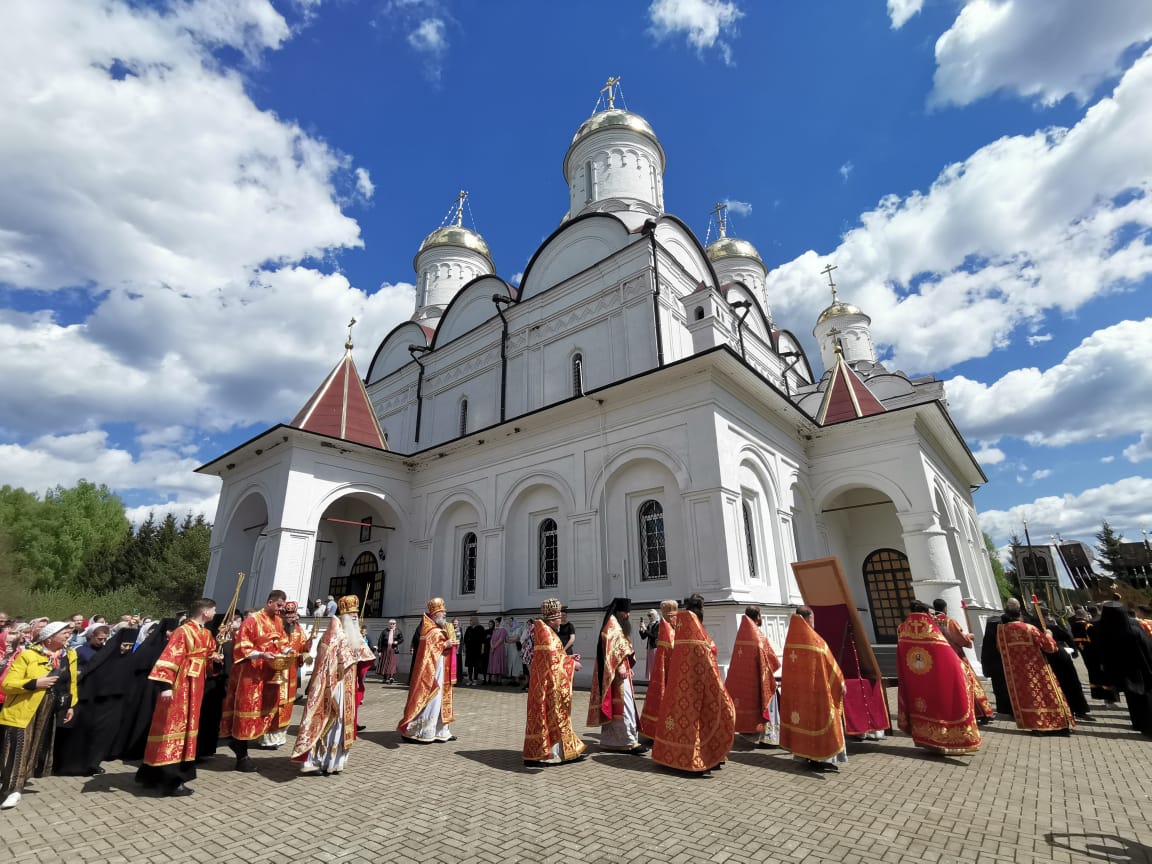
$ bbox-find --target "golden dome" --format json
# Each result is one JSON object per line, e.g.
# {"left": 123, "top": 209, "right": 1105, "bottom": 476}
{"left": 565, "top": 109, "right": 666, "bottom": 174}
{"left": 706, "top": 236, "right": 762, "bottom": 263}
{"left": 414, "top": 225, "right": 494, "bottom": 271}
{"left": 816, "top": 300, "right": 868, "bottom": 325}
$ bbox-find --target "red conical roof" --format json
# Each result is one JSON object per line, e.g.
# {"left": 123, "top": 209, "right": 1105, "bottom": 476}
{"left": 816, "top": 349, "right": 886, "bottom": 425}
{"left": 291, "top": 349, "right": 387, "bottom": 450}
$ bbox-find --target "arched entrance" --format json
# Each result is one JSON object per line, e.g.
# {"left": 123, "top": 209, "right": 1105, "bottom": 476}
{"left": 312, "top": 491, "right": 405, "bottom": 619}
{"left": 862, "top": 548, "right": 916, "bottom": 642}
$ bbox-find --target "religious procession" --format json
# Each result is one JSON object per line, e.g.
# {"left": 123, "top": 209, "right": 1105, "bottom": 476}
{"left": 2, "top": 577, "right": 1150, "bottom": 811}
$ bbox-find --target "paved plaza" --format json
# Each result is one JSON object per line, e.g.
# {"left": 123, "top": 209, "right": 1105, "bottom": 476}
{"left": 2, "top": 679, "right": 1149, "bottom": 864}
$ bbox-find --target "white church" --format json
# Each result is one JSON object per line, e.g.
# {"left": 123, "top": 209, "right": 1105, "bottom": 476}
{"left": 198, "top": 82, "right": 999, "bottom": 679}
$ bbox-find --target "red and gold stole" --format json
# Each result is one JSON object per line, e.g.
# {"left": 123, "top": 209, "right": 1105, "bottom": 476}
{"left": 586, "top": 614, "right": 634, "bottom": 727}
{"left": 398, "top": 615, "right": 454, "bottom": 734}
{"left": 639, "top": 618, "right": 676, "bottom": 739}
{"left": 997, "top": 621, "right": 1074, "bottom": 732}
{"left": 523, "top": 619, "right": 586, "bottom": 762}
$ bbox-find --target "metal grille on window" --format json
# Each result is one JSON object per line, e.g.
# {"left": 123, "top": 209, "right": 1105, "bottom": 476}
{"left": 460, "top": 532, "right": 477, "bottom": 594}
{"left": 538, "top": 518, "right": 559, "bottom": 588}
{"left": 742, "top": 500, "right": 757, "bottom": 579}
{"left": 459, "top": 398, "right": 468, "bottom": 436}
{"left": 638, "top": 499, "right": 668, "bottom": 581}
{"left": 572, "top": 353, "right": 584, "bottom": 396}
{"left": 861, "top": 548, "right": 916, "bottom": 643}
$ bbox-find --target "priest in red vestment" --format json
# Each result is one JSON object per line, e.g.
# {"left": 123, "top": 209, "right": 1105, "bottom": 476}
{"left": 933, "top": 599, "right": 994, "bottom": 725}
{"left": 587, "top": 597, "right": 647, "bottom": 754}
{"left": 897, "top": 601, "right": 981, "bottom": 755}
{"left": 523, "top": 598, "right": 587, "bottom": 766}
{"left": 398, "top": 598, "right": 457, "bottom": 743}
{"left": 725, "top": 605, "right": 782, "bottom": 747}
{"left": 261, "top": 601, "right": 311, "bottom": 750}
{"left": 136, "top": 598, "right": 219, "bottom": 796}
{"left": 996, "top": 601, "right": 1074, "bottom": 734}
{"left": 780, "top": 607, "right": 846, "bottom": 772}
{"left": 219, "top": 590, "right": 288, "bottom": 771}
{"left": 639, "top": 599, "right": 677, "bottom": 739}
{"left": 291, "top": 596, "right": 375, "bottom": 774}
{"left": 652, "top": 595, "right": 734, "bottom": 775}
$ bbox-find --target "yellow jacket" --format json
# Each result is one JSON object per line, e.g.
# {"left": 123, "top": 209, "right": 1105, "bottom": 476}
{"left": 0, "top": 646, "right": 79, "bottom": 728}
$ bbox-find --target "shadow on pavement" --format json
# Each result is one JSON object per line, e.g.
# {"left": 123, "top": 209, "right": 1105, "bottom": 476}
{"left": 848, "top": 741, "right": 973, "bottom": 766}
{"left": 724, "top": 751, "right": 826, "bottom": 777}
{"left": 589, "top": 752, "right": 658, "bottom": 774}
{"left": 1046, "top": 832, "right": 1152, "bottom": 863}
{"left": 359, "top": 729, "right": 403, "bottom": 750}
{"left": 454, "top": 748, "right": 543, "bottom": 774}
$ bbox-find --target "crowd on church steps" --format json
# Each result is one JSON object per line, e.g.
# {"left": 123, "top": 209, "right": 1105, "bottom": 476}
{"left": 1, "top": 589, "right": 1150, "bottom": 808}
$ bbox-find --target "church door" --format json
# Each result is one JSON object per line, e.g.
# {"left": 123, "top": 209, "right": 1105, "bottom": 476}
{"left": 862, "top": 548, "right": 915, "bottom": 643}
{"left": 330, "top": 551, "right": 380, "bottom": 614}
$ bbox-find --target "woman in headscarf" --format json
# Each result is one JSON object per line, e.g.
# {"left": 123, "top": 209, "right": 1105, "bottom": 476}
{"left": 1092, "top": 602, "right": 1152, "bottom": 737}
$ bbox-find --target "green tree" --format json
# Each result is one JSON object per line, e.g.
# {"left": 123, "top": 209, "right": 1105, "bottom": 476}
{"left": 984, "top": 532, "right": 1013, "bottom": 602}
{"left": 1095, "top": 520, "right": 1126, "bottom": 578}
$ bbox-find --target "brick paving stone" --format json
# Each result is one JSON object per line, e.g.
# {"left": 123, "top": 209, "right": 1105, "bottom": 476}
{"left": 0, "top": 683, "right": 1150, "bottom": 863}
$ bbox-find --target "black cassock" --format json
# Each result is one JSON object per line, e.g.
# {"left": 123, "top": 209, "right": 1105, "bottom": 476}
{"left": 55, "top": 627, "right": 139, "bottom": 775}
{"left": 112, "top": 618, "right": 180, "bottom": 761}
{"left": 980, "top": 618, "right": 1012, "bottom": 716}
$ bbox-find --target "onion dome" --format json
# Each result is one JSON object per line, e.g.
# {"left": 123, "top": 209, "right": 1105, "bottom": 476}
{"left": 566, "top": 109, "right": 666, "bottom": 172}
{"left": 706, "top": 235, "right": 762, "bottom": 263}
{"left": 413, "top": 225, "right": 494, "bottom": 272}
{"left": 816, "top": 299, "right": 866, "bottom": 325}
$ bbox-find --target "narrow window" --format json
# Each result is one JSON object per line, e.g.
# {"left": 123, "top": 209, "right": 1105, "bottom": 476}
{"left": 694, "top": 306, "right": 705, "bottom": 321}
{"left": 538, "top": 518, "right": 559, "bottom": 589}
{"left": 638, "top": 500, "right": 668, "bottom": 581}
{"left": 460, "top": 532, "right": 477, "bottom": 595}
{"left": 584, "top": 160, "right": 594, "bottom": 204}
{"left": 459, "top": 398, "right": 468, "bottom": 436}
{"left": 572, "top": 353, "right": 584, "bottom": 396}
{"left": 742, "top": 500, "right": 758, "bottom": 579}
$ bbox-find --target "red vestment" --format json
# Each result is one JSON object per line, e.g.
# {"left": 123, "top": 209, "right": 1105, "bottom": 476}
{"left": 896, "top": 612, "right": 981, "bottom": 754}
{"left": 725, "top": 615, "right": 780, "bottom": 735}
{"left": 639, "top": 618, "right": 675, "bottom": 739}
{"left": 651, "top": 611, "right": 734, "bottom": 773}
{"left": 1139, "top": 619, "right": 1152, "bottom": 640}
{"left": 779, "top": 614, "right": 845, "bottom": 761}
{"left": 997, "top": 621, "right": 1074, "bottom": 732}
{"left": 220, "top": 609, "right": 287, "bottom": 741}
{"left": 587, "top": 615, "right": 633, "bottom": 727}
{"left": 398, "top": 616, "right": 455, "bottom": 736}
{"left": 278, "top": 626, "right": 311, "bottom": 729}
{"left": 523, "top": 620, "right": 586, "bottom": 763}
{"left": 143, "top": 621, "right": 217, "bottom": 766}
{"left": 937, "top": 613, "right": 994, "bottom": 720}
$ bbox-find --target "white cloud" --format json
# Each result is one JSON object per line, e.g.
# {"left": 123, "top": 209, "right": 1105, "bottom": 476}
{"left": 648, "top": 0, "right": 743, "bottom": 65}
{"left": 1026, "top": 333, "right": 1052, "bottom": 346}
{"left": 839, "top": 161, "right": 854, "bottom": 182}
{"left": 407, "top": 17, "right": 448, "bottom": 79}
{"left": 1031, "top": 468, "right": 1052, "bottom": 480}
{"left": 946, "top": 317, "right": 1152, "bottom": 448}
{"left": 977, "top": 475, "right": 1152, "bottom": 545}
{"left": 887, "top": 0, "right": 924, "bottom": 29}
{"left": 1124, "top": 433, "right": 1152, "bottom": 463}
{"left": 723, "top": 199, "right": 753, "bottom": 217}
{"left": 766, "top": 48, "right": 1152, "bottom": 375}
{"left": 932, "top": 0, "right": 1152, "bottom": 107}
{"left": 972, "top": 445, "right": 1006, "bottom": 466}
{"left": 354, "top": 167, "right": 375, "bottom": 200}
{"left": 1102, "top": 455, "right": 1116, "bottom": 463}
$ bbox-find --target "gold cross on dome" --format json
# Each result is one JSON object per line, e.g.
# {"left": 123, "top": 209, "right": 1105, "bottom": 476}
{"left": 820, "top": 263, "right": 838, "bottom": 302}
{"left": 454, "top": 190, "right": 468, "bottom": 227}
{"left": 710, "top": 201, "right": 728, "bottom": 238}
{"left": 345, "top": 317, "right": 357, "bottom": 350}
{"left": 601, "top": 76, "right": 621, "bottom": 109}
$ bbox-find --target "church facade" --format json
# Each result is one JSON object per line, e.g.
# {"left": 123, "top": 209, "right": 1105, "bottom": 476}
{"left": 198, "top": 86, "right": 998, "bottom": 679}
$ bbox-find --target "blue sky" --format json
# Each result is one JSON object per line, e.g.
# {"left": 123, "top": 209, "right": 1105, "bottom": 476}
{"left": 1, "top": 0, "right": 1150, "bottom": 555}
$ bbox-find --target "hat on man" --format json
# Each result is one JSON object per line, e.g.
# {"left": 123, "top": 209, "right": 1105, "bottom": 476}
{"left": 540, "top": 598, "right": 562, "bottom": 619}
{"left": 283, "top": 601, "right": 298, "bottom": 614}
{"left": 337, "top": 595, "right": 359, "bottom": 615}
{"left": 427, "top": 597, "right": 446, "bottom": 617}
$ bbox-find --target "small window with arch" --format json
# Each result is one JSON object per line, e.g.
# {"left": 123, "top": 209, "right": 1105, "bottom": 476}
{"left": 459, "top": 398, "right": 469, "bottom": 437}
{"left": 571, "top": 353, "right": 584, "bottom": 396}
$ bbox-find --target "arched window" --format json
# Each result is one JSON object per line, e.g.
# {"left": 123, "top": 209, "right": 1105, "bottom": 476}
{"left": 538, "top": 518, "right": 559, "bottom": 588}
{"left": 572, "top": 353, "right": 584, "bottom": 396}
{"left": 694, "top": 306, "right": 705, "bottom": 321}
{"left": 638, "top": 500, "right": 668, "bottom": 581}
{"left": 459, "top": 398, "right": 468, "bottom": 437}
{"left": 862, "top": 548, "right": 915, "bottom": 642}
{"left": 460, "top": 532, "right": 477, "bottom": 595}
{"left": 741, "top": 500, "right": 757, "bottom": 579}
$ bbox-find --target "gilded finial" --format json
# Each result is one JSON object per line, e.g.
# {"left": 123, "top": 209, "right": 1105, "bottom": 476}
{"left": 600, "top": 76, "right": 621, "bottom": 111}
{"left": 820, "top": 263, "right": 838, "bottom": 303}
{"left": 710, "top": 202, "right": 728, "bottom": 239}
{"left": 345, "top": 317, "right": 357, "bottom": 351}
{"left": 454, "top": 190, "right": 467, "bottom": 227}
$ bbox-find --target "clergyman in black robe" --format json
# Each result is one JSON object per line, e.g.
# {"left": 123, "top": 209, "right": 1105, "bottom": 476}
{"left": 1093, "top": 602, "right": 1152, "bottom": 737}
{"left": 980, "top": 617, "right": 1012, "bottom": 716}
{"left": 112, "top": 618, "right": 180, "bottom": 761}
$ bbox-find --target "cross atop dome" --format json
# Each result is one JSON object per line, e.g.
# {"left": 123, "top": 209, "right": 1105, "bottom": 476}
{"left": 821, "top": 262, "right": 838, "bottom": 303}
{"left": 345, "top": 317, "right": 356, "bottom": 351}
{"left": 596, "top": 76, "right": 622, "bottom": 112}
{"left": 452, "top": 190, "right": 467, "bottom": 227}
{"left": 710, "top": 201, "right": 729, "bottom": 239}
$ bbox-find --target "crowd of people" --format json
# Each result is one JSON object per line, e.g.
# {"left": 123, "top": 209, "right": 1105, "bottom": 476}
{"left": 1, "top": 589, "right": 1149, "bottom": 810}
